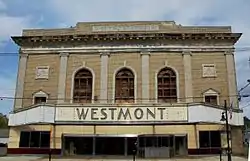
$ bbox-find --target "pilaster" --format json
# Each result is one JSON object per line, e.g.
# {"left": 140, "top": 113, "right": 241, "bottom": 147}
{"left": 225, "top": 51, "right": 238, "bottom": 108}
{"left": 57, "top": 52, "right": 69, "bottom": 104}
{"left": 182, "top": 51, "right": 193, "bottom": 103}
{"left": 100, "top": 52, "right": 110, "bottom": 103}
{"left": 14, "top": 53, "right": 28, "bottom": 109}
{"left": 141, "top": 51, "right": 150, "bottom": 103}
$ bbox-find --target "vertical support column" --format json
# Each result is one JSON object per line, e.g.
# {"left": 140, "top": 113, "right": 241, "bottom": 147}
{"left": 100, "top": 52, "right": 110, "bottom": 103}
{"left": 225, "top": 51, "right": 238, "bottom": 107}
{"left": 182, "top": 51, "right": 193, "bottom": 103}
{"left": 141, "top": 51, "right": 150, "bottom": 103}
{"left": 57, "top": 53, "right": 69, "bottom": 104}
{"left": 14, "top": 53, "right": 28, "bottom": 109}
{"left": 124, "top": 137, "right": 128, "bottom": 156}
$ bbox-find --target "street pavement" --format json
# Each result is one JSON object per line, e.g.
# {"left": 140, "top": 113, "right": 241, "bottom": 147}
{"left": 0, "top": 155, "right": 248, "bottom": 161}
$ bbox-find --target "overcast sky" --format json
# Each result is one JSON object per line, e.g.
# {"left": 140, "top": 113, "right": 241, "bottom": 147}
{"left": 0, "top": 0, "right": 250, "bottom": 117}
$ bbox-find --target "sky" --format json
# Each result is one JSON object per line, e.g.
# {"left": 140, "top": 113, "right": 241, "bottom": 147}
{"left": 0, "top": 0, "right": 250, "bottom": 117}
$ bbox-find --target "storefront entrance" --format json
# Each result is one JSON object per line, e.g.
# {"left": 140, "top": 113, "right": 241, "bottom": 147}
{"left": 62, "top": 134, "right": 187, "bottom": 158}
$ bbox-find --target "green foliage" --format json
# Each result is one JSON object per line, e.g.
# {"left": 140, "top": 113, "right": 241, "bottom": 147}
{"left": 0, "top": 113, "right": 8, "bottom": 129}
{"left": 244, "top": 116, "right": 250, "bottom": 129}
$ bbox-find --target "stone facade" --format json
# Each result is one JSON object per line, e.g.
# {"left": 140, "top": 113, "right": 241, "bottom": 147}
{"left": 8, "top": 21, "right": 244, "bottom": 156}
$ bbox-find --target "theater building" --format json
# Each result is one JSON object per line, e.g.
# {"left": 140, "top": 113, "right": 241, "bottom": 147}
{"left": 8, "top": 21, "right": 244, "bottom": 157}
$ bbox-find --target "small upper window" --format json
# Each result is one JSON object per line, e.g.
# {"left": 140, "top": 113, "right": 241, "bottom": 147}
{"left": 205, "top": 96, "right": 217, "bottom": 105}
{"left": 34, "top": 97, "right": 47, "bottom": 104}
{"left": 32, "top": 90, "right": 49, "bottom": 105}
{"left": 203, "top": 88, "right": 219, "bottom": 105}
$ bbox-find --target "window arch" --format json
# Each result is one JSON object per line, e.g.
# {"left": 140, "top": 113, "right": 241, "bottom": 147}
{"left": 157, "top": 67, "right": 177, "bottom": 103}
{"left": 73, "top": 68, "right": 93, "bottom": 103}
{"left": 115, "top": 68, "right": 135, "bottom": 103}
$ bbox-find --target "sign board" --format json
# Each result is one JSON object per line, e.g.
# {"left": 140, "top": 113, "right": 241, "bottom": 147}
{"left": 92, "top": 25, "right": 159, "bottom": 32}
{"left": 55, "top": 106, "right": 187, "bottom": 123}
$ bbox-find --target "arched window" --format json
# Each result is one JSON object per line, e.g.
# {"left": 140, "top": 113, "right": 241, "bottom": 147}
{"left": 157, "top": 67, "right": 177, "bottom": 103}
{"left": 73, "top": 68, "right": 93, "bottom": 103}
{"left": 115, "top": 68, "right": 134, "bottom": 103}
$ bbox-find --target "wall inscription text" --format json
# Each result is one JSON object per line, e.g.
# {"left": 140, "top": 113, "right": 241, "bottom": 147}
{"left": 92, "top": 25, "right": 159, "bottom": 32}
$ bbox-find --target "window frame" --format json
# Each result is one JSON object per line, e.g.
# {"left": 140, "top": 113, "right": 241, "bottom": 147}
{"left": 156, "top": 67, "right": 178, "bottom": 103}
{"left": 19, "top": 131, "right": 50, "bottom": 148}
{"left": 73, "top": 68, "right": 93, "bottom": 104}
{"left": 114, "top": 68, "right": 135, "bottom": 103}
{"left": 71, "top": 67, "right": 95, "bottom": 104}
{"left": 32, "top": 90, "right": 48, "bottom": 105}
{"left": 202, "top": 89, "right": 220, "bottom": 105}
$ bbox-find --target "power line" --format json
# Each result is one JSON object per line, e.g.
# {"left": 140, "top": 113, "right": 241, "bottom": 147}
{"left": 0, "top": 94, "right": 242, "bottom": 101}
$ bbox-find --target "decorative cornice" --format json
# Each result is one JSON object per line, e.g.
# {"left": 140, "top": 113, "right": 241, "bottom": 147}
{"left": 12, "top": 32, "right": 242, "bottom": 47}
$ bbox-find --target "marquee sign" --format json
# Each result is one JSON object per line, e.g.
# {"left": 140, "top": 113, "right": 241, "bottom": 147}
{"left": 92, "top": 25, "right": 159, "bottom": 32}
{"left": 55, "top": 106, "right": 187, "bottom": 123}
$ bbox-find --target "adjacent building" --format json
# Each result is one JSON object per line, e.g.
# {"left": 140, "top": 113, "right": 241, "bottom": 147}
{"left": 7, "top": 21, "right": 244, "bottom": 157}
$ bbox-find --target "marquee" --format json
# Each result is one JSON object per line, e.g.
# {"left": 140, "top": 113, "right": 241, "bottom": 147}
{"left": 55, "top": 106, "right": 188, "bottom": 123}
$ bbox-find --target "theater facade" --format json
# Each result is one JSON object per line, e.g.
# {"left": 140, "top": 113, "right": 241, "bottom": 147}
{"left": 8, "top": 21, "right": 244, "bottom": 158}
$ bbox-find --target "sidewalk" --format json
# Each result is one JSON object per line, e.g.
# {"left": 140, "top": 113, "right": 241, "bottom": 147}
{"left": 0, "top": 155, "right": 247, "bottom": 161}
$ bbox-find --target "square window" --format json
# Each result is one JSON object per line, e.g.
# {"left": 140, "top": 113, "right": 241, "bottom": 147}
{"left": 34, "top": 97, "right": 47, "bottom": 104}
{"left": 205, "top": 95, "right": 217, "bottom": 105}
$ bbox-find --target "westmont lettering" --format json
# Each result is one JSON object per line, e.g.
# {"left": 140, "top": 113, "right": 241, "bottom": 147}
{"left": 76, "top": 107, "right": 171, "bottom": 121}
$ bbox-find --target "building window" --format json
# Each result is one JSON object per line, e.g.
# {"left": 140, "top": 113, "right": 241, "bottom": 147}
{"left": 32, "top": 90, "right": 48, "bottom": 105}
{"left": 202, "top": 88, "right": 219, "bottom": 105}
{"left": 199, "top": 131, "right": 221, "bottom": 148}
{"left": 205, "top": 95, "right": 218, "bottom": 105}
{"left": 34, "top": 97, "right": 47, "bottom": 104}
{"left": 115, "top": 68, "right": 134, "bottom": 103}
{"left": 73, "top": 68, "right": 93, "bottom": 103}
{"left": 19, "top": 131, "right": 50, "bottom": 148}
{"left": 157, "top": 67, "right": 177, "bottom": 103}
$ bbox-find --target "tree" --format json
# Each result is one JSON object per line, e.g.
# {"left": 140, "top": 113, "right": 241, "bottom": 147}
{"left": 0, "top": 113, "right": 8, "bottom": 129}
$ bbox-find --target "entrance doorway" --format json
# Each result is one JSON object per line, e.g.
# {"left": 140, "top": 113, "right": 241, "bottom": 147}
{"left": 95, "top": 137, "right": 125, "bottom": 155}
{"left": 174, "top": 135, "right": 187, "bottom": 156}
{"left": 64, "top": 136, "right": 93, "bottom": 155}
{"left": 126, "top": 137, "right": 137, "bottom": 155}
{"left": 62, "top": 134, "right": 187, "bottom": 158}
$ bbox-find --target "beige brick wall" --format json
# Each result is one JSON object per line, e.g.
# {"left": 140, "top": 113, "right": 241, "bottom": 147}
{"left": 22, "top": 54, "right": 60, "bottom": 107}
{"left": 21, "top": 51, "right": 231, "bottom": 107}
{"left": 108, "top": 53, "right": 141, "bottom": 103}
{"left": 65, "top": 54, "right": 101, "bottom": 103}
{"left": 149, "top": 53, "right": 185, "bottom": 102}
{"left": 191, "top": 53, "right": 229, "bottom": 105}
{"left": 231, "top": 126, "right": 244, "bottom": 155}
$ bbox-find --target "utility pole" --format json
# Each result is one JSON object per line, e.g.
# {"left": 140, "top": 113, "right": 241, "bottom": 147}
{"left": 223, "top": 100, "right": 232, "bottom": 161}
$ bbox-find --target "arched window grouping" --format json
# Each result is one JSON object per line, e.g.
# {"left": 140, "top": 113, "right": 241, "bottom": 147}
{"left": 71, "top": 67, "right": 178, "bottom": 104}
{"left": 157, "top": 67, "right": 177, "bottom": 103}
{"left": 73, "top": 68, "right": 93, "bottom": 103}
{"left": 115, "top": 68, "right": 135, "bottom": 103}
